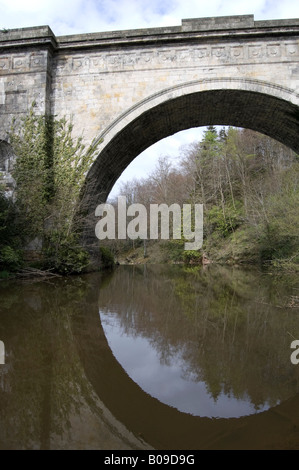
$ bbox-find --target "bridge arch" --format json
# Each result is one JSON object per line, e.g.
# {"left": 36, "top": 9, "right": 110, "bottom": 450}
{"left": 85, "top": 77, "right": 299, "bottom": 206}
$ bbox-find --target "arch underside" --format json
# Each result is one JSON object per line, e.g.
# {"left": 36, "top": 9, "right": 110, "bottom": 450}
{"left": 86, "top": 81, "right": 299, "bottom": 206}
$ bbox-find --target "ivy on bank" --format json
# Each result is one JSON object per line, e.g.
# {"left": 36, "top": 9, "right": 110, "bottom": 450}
{"left": 4, "top": 106, "right": 101, "bottom": 274}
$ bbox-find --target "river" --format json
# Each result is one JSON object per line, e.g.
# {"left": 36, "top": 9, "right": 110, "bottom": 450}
{"left": 0, "top": 264, "right": 299, "bottom": 449}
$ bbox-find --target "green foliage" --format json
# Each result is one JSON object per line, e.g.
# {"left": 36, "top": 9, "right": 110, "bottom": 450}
{"left": 161, "top": 239, "right": 185, "bottom": 263}
{"left": 182, "top": 127, "right": 298, "bottom": 268}
{"left": 0, "top": 189, "right": 23, "bottom": 271}
{"left": 9, "top": 109, "right": 51, "bottom": 238}
{"left": 0, "top": 245, "right": 22, "bottom": 271}
{"left": 253, "top": 164, "right": 299, "bottom": 263}
{"left": 270, "top": 253, "right": 299, "bottom": 272}
{"left": 99, "top": 246, "right": 115, "bottom": 268}
{"left": 208, "top": 201, "right": 243, "bottom": 238}
{"left": 0, "top": 270, "right": 10, "bottom": 279}
{"left": 182, "top": 250, "right": 202, "bottom": 264}
{"left": 7, "top": 106, "right": 101, "bottom": 274}
{"left": 0, "top": 191, "right": 19, "bottom": 244}
{"left": 43, "top": 232, "right": 90, "bottom": 274}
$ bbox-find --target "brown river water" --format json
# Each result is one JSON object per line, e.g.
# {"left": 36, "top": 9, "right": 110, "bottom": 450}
{"left": 0, "top": 264, "right": 299, "bottom": 449}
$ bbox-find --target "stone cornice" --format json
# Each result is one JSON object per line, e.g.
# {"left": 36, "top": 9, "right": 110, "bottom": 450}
{"left": 0, "top": 25, "right": 57, "bottom": 51}
{"left": 1, "top": 15, "right": 299, "bottom": 53}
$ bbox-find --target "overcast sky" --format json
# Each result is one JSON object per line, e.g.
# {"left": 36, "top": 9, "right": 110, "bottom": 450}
{"left": 1, "top": 0, "right": 299, "bottom": 196}
{"left": 1, "top": 0, "right": 299, "bottom": 35}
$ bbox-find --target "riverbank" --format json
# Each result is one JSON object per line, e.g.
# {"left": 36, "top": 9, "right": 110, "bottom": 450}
{"left": 113, "top": 239, "right": 299, "bottom": 273}
{"left": 1, "top": 235, "right": 298, "bottom": 281}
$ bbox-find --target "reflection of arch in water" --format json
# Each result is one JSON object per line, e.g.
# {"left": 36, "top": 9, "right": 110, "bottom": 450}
{"left": 72, "top": 281, "right": 299, "bottom": 450}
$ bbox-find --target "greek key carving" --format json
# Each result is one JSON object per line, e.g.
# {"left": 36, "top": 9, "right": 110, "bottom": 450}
{"left": 0, "top": 58, "right": 9, "bottom": 70}
{"left": 286, "top": 43, "right": 298, "bottom": 57}
{"left": 90, "top": 56, "right": 106, "bottom": 70}
{"left": 177, "top": 49, "right": 190, "bottom": 62}
{"left": 212, "top": 47, "right": 226, "bottom": 58}
{"left": 158, "top": 50, "right": 177, "bottom": 62}
{"left": 13, "top": 57, "right": 26, "bottom": 69}
{"left": 46, "top": 39, "right": 299, "bottom": 77}
{"left": 107, "top": 55, "right": 122, "bottom": 67}
{"left": 138, "top": 52, "right": 154, "bottom": 65}
{"left": 73, "top": 57, "right": 90, "bottom": 70}
{"left": 123, "top": 54, "right": 136, "bottom": 67}
{"left": 248, "top": 45, "right": 263, "bottom": 59}
{"left": 230, "top": 46, "right": 244, "bottom": 59}
{"left": 193, "top": 48, "right": 209, "bottom": 59}
{"left": 267, "top": 44, "right": 281, "bottom": 57}
{"left": 30, "top": 55, "right": 45, "bottom": 68}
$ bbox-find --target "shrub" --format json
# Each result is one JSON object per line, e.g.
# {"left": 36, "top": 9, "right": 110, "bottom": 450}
{"left": 183, "top": 250, "right": 202, "bottom": 264}
{"left": 99, "top": 246, "right": 115, "bottom": 269}
{"left": 99, "top": 246, "right": 115, "bottom": 268}
{"left": 43, "top": 232, "right": 90, "bottom": 274}
{"left": 0, "top": 245, "right": 22, "bottom": 271}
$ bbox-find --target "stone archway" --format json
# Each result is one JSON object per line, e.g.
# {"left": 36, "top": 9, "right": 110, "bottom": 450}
{"left": 82, "top": 78, "right": 299, "bottom": 251}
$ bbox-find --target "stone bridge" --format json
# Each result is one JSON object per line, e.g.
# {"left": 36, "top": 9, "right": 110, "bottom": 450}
{"left": 1, "top": 14, "right": 299, "bottom": 251}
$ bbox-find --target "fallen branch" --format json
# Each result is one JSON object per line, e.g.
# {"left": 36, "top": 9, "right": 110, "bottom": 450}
{"left": 15, "top": 267, "right": 62, "bottom": 279}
